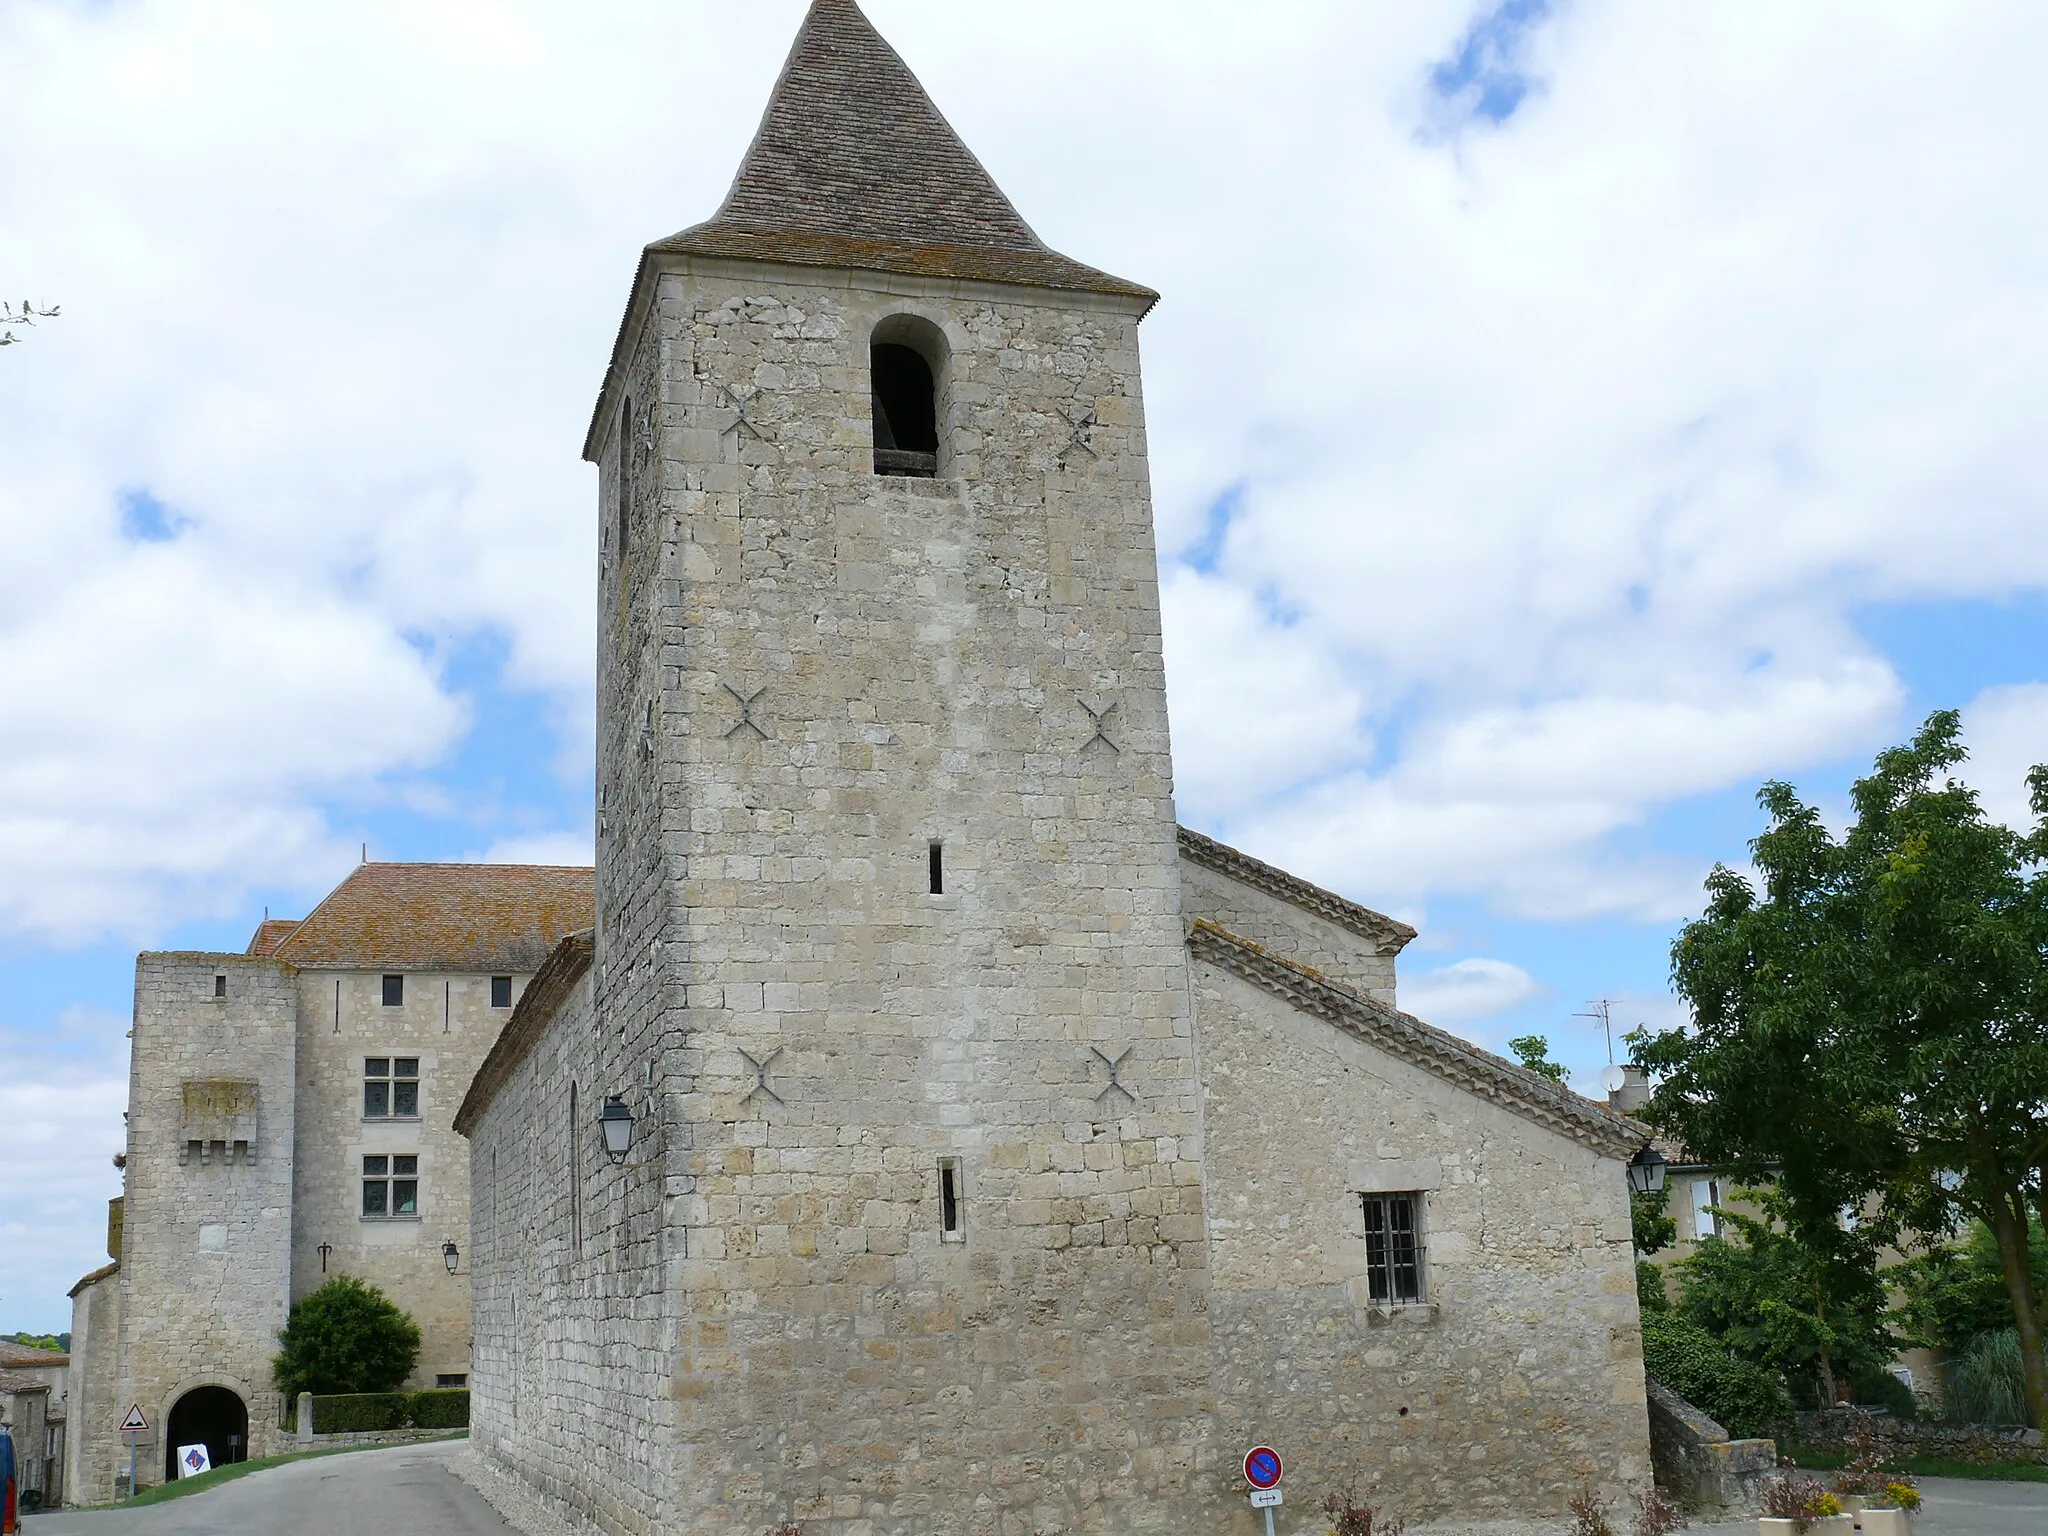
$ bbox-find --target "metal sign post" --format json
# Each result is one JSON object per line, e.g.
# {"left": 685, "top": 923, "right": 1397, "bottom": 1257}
{"left": 1244, "top": 1445, "right": 1284, "bottom": 1536}
{"left": 118, "top": 1404, "right": 149, "bottom": 1498}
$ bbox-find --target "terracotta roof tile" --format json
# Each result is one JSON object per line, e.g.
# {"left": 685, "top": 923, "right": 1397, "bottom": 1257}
{"left": 1189, "top": 919, "right": 1648, "bottom": 1159}
{"left": 245, "top": 918, "right": 302, "bottom": 956}
{"left": 0, "top": 1342, "right": 65, "bottom": 1369}
{"left": 0, "top": 1369, "right": 52, "bottom": 1394}
{"left": 652, "top": 0, "right": 1154, "bottom": 305}
{"left": 271, "top": 864, "right": 595, "bottom": 973}
{"left": 67, "top": 1262, "right": 117, "bottom": 1300}
{"left": 1179, "top": 826, "right": 1418, "bottom": 953}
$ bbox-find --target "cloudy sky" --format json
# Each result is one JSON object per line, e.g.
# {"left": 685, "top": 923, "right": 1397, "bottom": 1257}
{"left": 3, "top": 0, "right": 2045, "bottom": 1332}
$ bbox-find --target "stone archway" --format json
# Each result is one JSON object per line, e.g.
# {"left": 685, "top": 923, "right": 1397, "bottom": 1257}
{"left": 163, "top": 1385, "right": 247, "bottom": 1482}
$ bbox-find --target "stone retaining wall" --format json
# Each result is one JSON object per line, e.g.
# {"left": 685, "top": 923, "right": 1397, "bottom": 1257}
{"left": 1646, "top": 1374, "right": 1776, "bottom": 1513}
{"left": 1796, "top": 1407, "right": 2048, "bottom": 1466}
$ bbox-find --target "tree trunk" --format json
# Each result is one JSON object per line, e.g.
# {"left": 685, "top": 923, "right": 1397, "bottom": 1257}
{"left": 1817, "top": 1345, "right": 1838, "bottom": 1410}
{"left": 1987, "top": 1195, "right": 2048, "bottom": 1430}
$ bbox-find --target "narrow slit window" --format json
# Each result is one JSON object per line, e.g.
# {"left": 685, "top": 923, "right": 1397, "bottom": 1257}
{"left": 568, "top": 1081, "right": 582, "bottom": 1253}
{"left": 213, "top": 974, "right": 226, "bottom": 998}
{"left": 872, "top": 343, "right": 937, "bottom": 478}
{"left": 491, "top": 975, "right": 513, "bottom": 1009}
{"left": 616, "top": 394, "right": 633, "bottom": 560}
{"left": 928, "top": 841, "right": 944, "bottom": 896}
{"left": 1361, "top": 1193, "right": 1425, "bottom": 1305}
{"left": 939, "top": 1158, "right": 963, "bottom": 1241}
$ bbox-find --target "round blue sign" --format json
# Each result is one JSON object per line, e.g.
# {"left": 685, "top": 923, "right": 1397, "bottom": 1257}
{"left": 1244, "top": 1446, "right": 1283, "bottom": 1489}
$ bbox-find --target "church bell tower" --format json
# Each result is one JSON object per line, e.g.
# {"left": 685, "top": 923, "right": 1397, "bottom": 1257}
{"left": 584, "top": 2, "right": 1217, "bottom": 1527}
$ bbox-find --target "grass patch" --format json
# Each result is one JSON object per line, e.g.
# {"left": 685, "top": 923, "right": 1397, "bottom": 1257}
{"left": 1788, "top": 1444, "right": 2048, "bottom": 1484}
{"left": 107, "top": 1432, "right": 467, "bottom": 1508}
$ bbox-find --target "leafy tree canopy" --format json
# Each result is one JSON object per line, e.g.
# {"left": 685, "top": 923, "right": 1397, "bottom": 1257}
{"left": 1895, "top": 1219, "right": 2048, "bottom": 1354}
{"left": 1638, "top": 711, "right": 2048, "bottom": 1426}
{"left": 272, "top": 1275, "right": 421, "bottom": 1398}
{"left": 1673, "top": 1188, "right": 1896, "bottom": 1410}
{"left": 1507, "top": 1035, "right": 1569, "bottom": 1083}
{"left": 1633, "top": 1190, "right": 1678, "bottom": 1257}
{"left": 0, "top": 1332, "right": 68, "bottom": 1353}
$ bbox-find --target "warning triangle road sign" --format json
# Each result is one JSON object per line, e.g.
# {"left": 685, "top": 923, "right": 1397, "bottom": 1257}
{"left": 119, "top": 1403, "right": 149, "bottom": 1433}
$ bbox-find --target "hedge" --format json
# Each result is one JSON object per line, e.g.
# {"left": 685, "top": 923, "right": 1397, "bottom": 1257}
{"left": 406, "top": 1389, "right": 471, "bottom": 1429}
{"left": 311, "top": 1388, "right": 469, "bottom": 1434}
{"left": 1642, "top": 1310, "right": 1791, "bottom": 1440}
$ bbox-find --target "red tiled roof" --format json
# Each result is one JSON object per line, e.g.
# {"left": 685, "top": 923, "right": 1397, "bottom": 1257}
{"left": 651, "top": 0, "right": 1154, "bottom": 305}
{"left": 0, "top": 1342, "right": 66, "bottom": 1369}
{"left": 245, "top": 918, "right": 302, "bottom": 956}
{"left": 271, "top": 864, "right": 595, "bottom": 973}
{"left": 0, "top": 1370, "right": 52, "bottom": 1394}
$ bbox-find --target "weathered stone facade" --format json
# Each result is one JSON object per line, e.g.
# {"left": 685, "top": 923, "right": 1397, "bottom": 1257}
{"left": 456, "top": 5, "right": 1654, "bottom": 1534}
{"left": 65, "top": 865, "right": 592, "bottom": 1501}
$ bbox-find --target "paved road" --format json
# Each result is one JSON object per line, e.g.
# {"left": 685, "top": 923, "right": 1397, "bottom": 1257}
{"left": 29, "top": 1440, "right": 513, "bottom": 1535}
{"left": 1689, "top": 1476, "right": 2048, "bottom": 1536}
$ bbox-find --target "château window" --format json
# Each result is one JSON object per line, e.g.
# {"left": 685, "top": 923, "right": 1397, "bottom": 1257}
{"left": 382, "top": 974, "right": 405, "bottom": 1007}
{"left": 491, "top": 975, "right": 513, "bottom": 1009}
{"left": 1361, "top": 1193, "right": 1425, "bottom": 1305}
{"left": 364, "top": 1058, "right": 420, "bottom": 1119}
{"left": 213, "top": 974, "right": 226, "bottom": 998}
{"left": 870, "top": 315, "right": 946, "bottom": 479}
{"left": 362, "top": 1154, "right": 418, "bottom": 1218}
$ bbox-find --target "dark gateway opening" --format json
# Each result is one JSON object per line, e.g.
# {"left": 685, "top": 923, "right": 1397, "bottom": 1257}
{"left": 872, "top": 343, "right": 937, "bottom": 477}
{"left": 164, "top": 1385, "right": 247, "bottom": 1483}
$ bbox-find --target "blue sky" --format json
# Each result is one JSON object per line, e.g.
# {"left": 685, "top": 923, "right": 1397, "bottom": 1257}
{"left": 4, "top": 0, "right": 2046, "bottom": 1332}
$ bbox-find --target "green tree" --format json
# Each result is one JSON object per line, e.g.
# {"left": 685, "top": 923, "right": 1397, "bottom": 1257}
{"left": 1672, "top": 1187, "right": 1896, "bottom": 1409}
{"left": 1639, "top": 712, "right": 2048, "bottom": 1426}
{"left": 1896, "top": 1219, "right": 2048, "bottom": 1355}
{"left": 1507, "top": 1035, "right": 1569, "bottom": 1083}
{"left": 272, "top": 1275, "right": 421, "bottom": 1398}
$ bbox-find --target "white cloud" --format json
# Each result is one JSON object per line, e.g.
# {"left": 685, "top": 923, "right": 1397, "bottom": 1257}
{"left": 0, "top": 1007, "right": 129, "bottom": 1333}
{"left": 472, "top": 830, "right": 595, "bottom": 868}
{"left": 1, "top": 0, "right": 2044, "bottom": 950}
{"left": 1963, "top": 684, "right": 2048, "bottom": 832}
{"left": 1399, "top": 956, "right": 1541, "bottom": 1026}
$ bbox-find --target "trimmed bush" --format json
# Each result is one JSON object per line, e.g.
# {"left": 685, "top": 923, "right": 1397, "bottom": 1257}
{"left": 311, "top": 1392, "right": 409, "bottom": 1434}
{"left": 406, "top": 1389, "right": 470, "bottom": 1429}
{"left": 273, "top": 1275, "right": 422, "bottom": 1397}
{"left": 1643, "top": 1310, "right": 1792, "bottom": 1439}
{"left": 308, "top": 1388, "right": 469, "bottom": 1433}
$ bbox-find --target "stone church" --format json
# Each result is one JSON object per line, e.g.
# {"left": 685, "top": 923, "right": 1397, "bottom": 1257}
{"left": 454, "top": 3, "right": 1653, "bottom": 1533}
{"left": 65, "top": 861, "right": 593, "bottom": 1502}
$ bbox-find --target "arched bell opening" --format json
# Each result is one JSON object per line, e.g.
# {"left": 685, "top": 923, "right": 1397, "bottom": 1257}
{"left": 871, "top": 314, "right": 948, "bottom": 478}
{"left": 164, "top": 1384, "right": 247, "bottom": 1483}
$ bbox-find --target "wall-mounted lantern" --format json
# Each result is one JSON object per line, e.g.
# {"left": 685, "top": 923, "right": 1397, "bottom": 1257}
{"left": 442, "top": 1240, "right": 460, "bottom": 1275}
{"left": 600, "top": 1095, "right": 633, "bottom": 1164}
{"left": 1627, "top": 1142, "right": 1668, "bottom": 1197}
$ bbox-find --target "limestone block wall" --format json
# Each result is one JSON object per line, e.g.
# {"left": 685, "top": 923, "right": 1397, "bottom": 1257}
{"left": 290, "top": 968, "right": 532, "bottom": 1385}
{"left": 1192, "top": 960, "right": 1650, "bottom": 1525}
{"left": 1179, "top": 858, "right": 1400, "bottom": 1006}
{"left": 468, "top": 971, "right": 676, "bottom": 1536}
{"left": 115, "top": 954, "right": 298, "bottom": 1486}
{"left": 64, "top": 1271, "right": 120, "bottom": 1505}
{"left": 467, "top": 256, "right": 1223, "bottom": 1536}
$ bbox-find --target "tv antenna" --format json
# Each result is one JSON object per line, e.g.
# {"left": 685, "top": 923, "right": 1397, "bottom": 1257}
{"left": 1574, "top": 998, "right": 1619, "bottom": 1064}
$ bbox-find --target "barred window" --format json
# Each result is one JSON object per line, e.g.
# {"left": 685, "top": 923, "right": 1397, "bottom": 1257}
{"left": 363, "top": 1154, "right": 418, "bottom": 1218}
{"left": 1362, "top": 1193, "right": 1425, "bottom": 1305}
{"left": 363, "top": 1058, "right": 419, "bottom": 1119}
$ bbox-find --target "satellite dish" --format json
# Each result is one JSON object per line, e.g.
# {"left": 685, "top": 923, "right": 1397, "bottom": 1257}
{"left": 1598, "top": 1064, "right": 1627, "bottom": 1094}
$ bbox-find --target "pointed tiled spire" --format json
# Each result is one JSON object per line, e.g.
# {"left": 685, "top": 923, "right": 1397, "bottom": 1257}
{"left": 652, "top": 0, "right": 1153, "bottom": 304}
